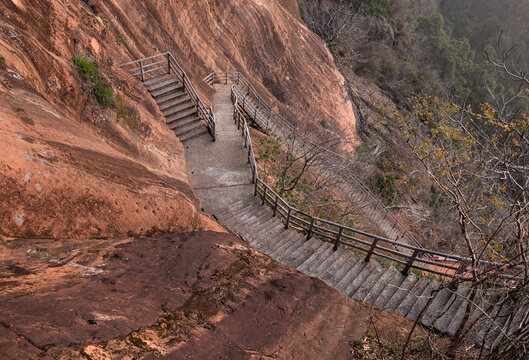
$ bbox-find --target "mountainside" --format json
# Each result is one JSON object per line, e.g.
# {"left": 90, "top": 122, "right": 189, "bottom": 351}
{"left": 0, "top": 0, "right": 357, "bottom": 239}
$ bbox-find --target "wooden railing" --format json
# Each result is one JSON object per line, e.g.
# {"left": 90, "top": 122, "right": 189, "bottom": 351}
{"left": 206, "top": 71, "right": 422, "bottom": 249}
{"left": 223, "top": 77, "right": 524, "bottom": 283}
{"left": 121, "top": 53, "right": 215, "bottom": 140}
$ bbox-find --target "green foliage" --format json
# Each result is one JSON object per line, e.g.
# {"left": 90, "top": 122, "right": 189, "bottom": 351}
{"left": 117, "top": 34, "right": 126, "bottom": 45}
{"left": 95, "top": 81, "right": 114, "bottom": 108}
{"left": 72, "top": 56, "right": 98, "bottom": 83}
{"left": 297, "top": 1, "right": 306, "bottom": 20}
{"left": 359, "top": 0, "right": 392, "bottom": 19}
{"left": 72, "top": 56, "right": 114, "bottom": 108}
{"left": 428, "top": 185, "right": 444, "bottom": 208}
{"left": 371, "top": 172, "right": 399, "bottom": 205}
{"left": 319, "top": 119, "right": 330, "bottom": 129}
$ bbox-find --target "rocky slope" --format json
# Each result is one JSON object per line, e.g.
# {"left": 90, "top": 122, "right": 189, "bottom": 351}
{"left": 0, "top": 0, "right": 357, "bottom": 238}
{"left": 0, "top": 231, "right": 422, "bottom": 360}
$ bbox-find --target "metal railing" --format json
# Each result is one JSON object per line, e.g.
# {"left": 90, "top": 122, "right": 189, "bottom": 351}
{"left": 121, "top": 53, "right": 215, "bottom": 140}
{"left": 222, "top": 76, "right": 524, "bottom": 283}
{"left": 206, "top": 71, "right": 422, "bottom": 248}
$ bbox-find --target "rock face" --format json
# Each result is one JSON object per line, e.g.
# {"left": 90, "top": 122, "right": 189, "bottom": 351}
{"left": 0, "top": 231, "right": 417, "bottom": 359}
{"left": 0, "top": 0, "right": 357, "bottom": 238}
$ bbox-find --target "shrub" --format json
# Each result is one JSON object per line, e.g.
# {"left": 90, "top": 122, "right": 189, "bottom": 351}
{"left": 372, "top": 172, "right": 399, "bottom": 205}
{"left": 72, "top": 56, "right": 98, "bottom": 83}
{"left": 297, "top": 1, "right": 306, "bottom": 20}
{"left": 95, "top": 81, "right": 114, "bottom": 107}
{"left": 319, "top": 119, "right": 330, "bottom": 129}
{"left": 72, "top": 56, "right": 113, "bottom": 108}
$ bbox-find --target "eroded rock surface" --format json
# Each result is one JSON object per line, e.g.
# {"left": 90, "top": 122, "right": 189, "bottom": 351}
{"left": 0, "top": 231, "right": 417, "bottom": 360}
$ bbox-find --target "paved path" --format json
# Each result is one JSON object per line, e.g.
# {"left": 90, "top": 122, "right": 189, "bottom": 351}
{"left": 185, "top": 84, "right": 253, "bottom": 213}
{"left": 184, "top": 84, "right": 521, "bottom": 350}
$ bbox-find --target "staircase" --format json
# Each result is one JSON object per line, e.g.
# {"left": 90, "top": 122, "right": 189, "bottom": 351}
{"left": 144, "top": 74, "right": 208, "bottom": 141}
{"left": 212, "top": 197, "right": 529, "bottom": 350}
{"left": 121, "top": 52, "right": 215, "bottom": 142}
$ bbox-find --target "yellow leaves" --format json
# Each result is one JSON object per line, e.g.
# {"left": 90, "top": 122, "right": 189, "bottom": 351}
{"left": 489, "top": 196, "right": 506, "bottom": 210}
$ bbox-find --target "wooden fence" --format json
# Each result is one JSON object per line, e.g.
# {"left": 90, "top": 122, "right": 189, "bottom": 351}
{"left": 121, "top": 53, "right": 215, "bottom": 139}
{"left": 218, "top": 74, "right": 524, "bottom": 283}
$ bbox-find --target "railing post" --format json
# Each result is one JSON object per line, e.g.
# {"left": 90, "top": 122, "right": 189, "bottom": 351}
{"left": 285, "top": 207, "right": 291, "bottom": 229}
{"left": 254, "top": 178, "right": 259, "bottom": 196}
{"left": 225, "top": 73, "right": 228, "bottom": 84}
{"left": 247, "top": 146, "right": 251, "bottom": 164}
{"left": 402, "top": 249, "right": 421, "bottom": 275}
{"left": 262, "top": 186, "right": 267, "bottom": 205}
{"left": 273, "top": 195, "right": 279, "bottom": 217}
{"left": 333, "top": 227, "right": 343, "bottom": 251}
{"left": 237, "top": 72, "right": 240, "bottom": 84}
{"left": 140, "top": 60, "right": 145, "bottom": 82}
{"left": 167, "top": 53, "right": 171, "bottom": 74}
{"left": 306, "top": 218, "right": 315, "bottom": 240}
{"left": 365, "top": 237, "right": 380, "bottom": 262}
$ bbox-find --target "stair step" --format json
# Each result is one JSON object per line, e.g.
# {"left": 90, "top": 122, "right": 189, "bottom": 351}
{"left": 239, "top": 210, "right": 274, "bottom": 234}
{"left": 508, "top": 301, "right": 529, "bottom": 335}
{"left": 156, "top": 90, "right": 187, "bottom": 106}
{"left": 221, "top": 203, "right": 258, "bottom": 224}
{"left": 274, "top": 233, "right": 307, "bottom": 263}
{"left": 310, "top": 247, "right": 345, "bottom": 278}
{"left": 144, "top": 74, "right": 173, "bottom": 87}
{"left": 252, "top": 222, "right": 286, "bottom": 250}
{"left": 150, "top": 83, "right": 183, "bottom": 98}
{"left": 268, "top": 231, "right": 302, "bottom": 259}
{"left": 166, "top": 107, "right": 198, "bottom": 124}
{"left": 373, "top": 271, "right": 407, "bottom": 308}
{"left": 178, "top": 126, "right": 208, "bottom": 142}
{"left": 159, "top": 94, "right": 192, "bottom": 111}
{"left": 262, "top": 229, "right": 295, "bottom": 255}
{"left": 421, "top": 287, "right": 456, "bottom": 328}
{"left": 352, "top": 265, "right": 386, "bottom": 301}
{"left": 229, "top": 205, "right": 265, "bottom": 229}
{"left": 169, "top": 115, "right": 201, "bottom": 132}
{"left": 344, "top": 261, "right": 381, "bottom": 298}
{"left": 318, "top": 250, "right": 355, "bottom": 282}
{"left": 216, "top": 200, "right": 250, "bottom": 219}
{"left": 394, "top": 276, "right": 431, "bottom": 318}
{"left": 296, "top": 242, "right": 331, "bottom": 273}
{"left": 363, "top": 266, "right": 400, "bottom": 304}
{"left": 283, "top": 238, "right": 321, "bottom": 268}
{"left": 247, "top": 217, "right": 280, "bottom": 245}
{"left": 334, "top": 260, "right": 370, "bottom": 293}
{"left": 433, "top": 284, "right": 471, "bottom": 335}
{"left": 297, "top": 241, "right": 334, "bottom": 274}
{"left": 484, "top": 300, "right": 514, "bottom": 349}
{"left": 163, "top": 100, "right": 195, "bottom": 117}
{"left": 147, "top": 77, "right": 179, "bottom": 92}
{"left": 445, "top": 286, "right": 475, "bottom": 336}
{"left": 383, "top": 274, "right": 419, "bottom": 312}
{"left": 174, "top": 121, "right": 206, "bottom": 138}
{"left": 406, "top": 279, "right": 440, "bottom": 321}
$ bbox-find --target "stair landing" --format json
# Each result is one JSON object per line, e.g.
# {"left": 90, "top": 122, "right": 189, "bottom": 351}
{"left": 185, "top": 84, "right": 254, "bottom": 211}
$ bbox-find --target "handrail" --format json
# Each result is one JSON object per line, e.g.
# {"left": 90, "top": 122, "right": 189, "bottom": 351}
{"left": 205, "top": 72, "right": 422, "bottom": 250}
{"left": 226, "top": 81, "right": 523, "bottom": 282}
{"left": 121, "top": 52, "right": 215, "bottom": 140}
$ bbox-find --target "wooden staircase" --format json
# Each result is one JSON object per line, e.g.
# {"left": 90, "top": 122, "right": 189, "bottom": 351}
{"left": 212, "top": 197, "right": 529, "bottom": 350}
{"left": 144, "top": 74, "right": 208, "bottom": 142}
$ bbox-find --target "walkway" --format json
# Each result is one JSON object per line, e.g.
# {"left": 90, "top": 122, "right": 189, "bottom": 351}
{"left": 184, "top": 85, "right": 525, "bottom": 351}
{"left": 185, "top": 85, "right": 253, "bottom": 213}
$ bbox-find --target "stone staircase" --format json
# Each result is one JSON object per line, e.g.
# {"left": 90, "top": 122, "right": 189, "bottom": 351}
{"left": 144, "top": 74, "right": 208, "bottom": 142}
{"left": 211, "top": 197, "right": 529, "bottom": 350}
